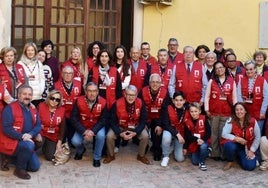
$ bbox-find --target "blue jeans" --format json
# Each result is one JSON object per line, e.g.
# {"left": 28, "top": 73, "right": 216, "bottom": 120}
{"left": 162, "top": 130, "right": 184, "bottom": 162}
{"left": 191, "top": 142, "right": 209, "bottom": 165}
{"left": 223, "top": 142, "right": 256, "bottom": 171}
{"left": 13, "top": 140, "right": 40, "bottom": 171}
{"left": 71, "top": 127, "right": 105, "bottom": 160}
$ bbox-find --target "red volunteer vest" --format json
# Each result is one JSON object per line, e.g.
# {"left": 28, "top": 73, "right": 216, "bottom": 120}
{"left": 92, "top": 65, "right": 118, "bottom": 109}
{"left": 151, "top": 62, "right": 174, "bottom": 89}
{"left": 76, "top": 95, "right": 106, "bottom": 130}
{"left": 39, "top": 102, "right": 65, "bottom": 142}
{"left": 209, "top": 76, "right": 234, "bottom": 116}
{"left": 141, "top": 56, "right": 157, "bottom": 66}
{"left": 0, "top": 101, "right": 37, "bottom": 155}
{"left": 116, "top": 97, "right": 142, "bottom": 129}
{"left": 241, "top": 75, "right": 264, "bottom": 120}
{"left": 175, "top": 62, "right": 203, "bottom": 102}
{"left": 185, "top": 115, "right": 206, "bottom": 153}
{"left": 168, "top": 51, "right": 183, "bottom": 64}
{"left": 0, "top": 84, "right": 5, "bottom": 112}
{"left": 141, "top": 86, "right": 167, "bottom": 121}
{"left": 55, "top": 80, "right": 81, "bottom": 118}
{"left": 86, "top": 57, "right": 95, "bottom": 72}
{"left": 129, "top": 59, "right": 148, "bottom": 92}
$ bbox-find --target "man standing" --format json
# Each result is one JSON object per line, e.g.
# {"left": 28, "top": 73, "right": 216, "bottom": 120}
{"left": 0, "top": 85, "right": 41, "bottom": 179}
{"left": 103, "top": 85, "right": 150, "bottom": 165}
{"left": 167, "top": 38, "right": 183, "bottom": 64}
{"left": 225, "top": 53, "right": 245, "bottom": 84}
{"left": 140, "top": 42, "right": 157, "bottom": 65}
{"left": 71, "top": 82, "right": 108, "bottom": 167}
{"left": 213, "top": 37, "right": 225, "bottom": 62}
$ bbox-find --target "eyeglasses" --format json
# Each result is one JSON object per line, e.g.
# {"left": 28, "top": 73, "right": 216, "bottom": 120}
{"left": 62, "top": 72, "right": 73, "bottom": 75}
{"left": 227, "top": 60, "right": 236, "bottom": 63}
{"left": 50, "top": 96, "right": 61, "bottom": 103}
{"left": 214, "top": 42, "right": 223, "bottom": 45}
{"left": 126, "top": 93, "right": 136, "bottom": 97}
{"left": 245, "top": 68, "right": 255, "bottom": 71}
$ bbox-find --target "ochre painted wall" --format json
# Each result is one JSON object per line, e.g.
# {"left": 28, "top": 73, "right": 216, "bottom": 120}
{"left": 142, "top": 0, "right": 268, "bottom": 62}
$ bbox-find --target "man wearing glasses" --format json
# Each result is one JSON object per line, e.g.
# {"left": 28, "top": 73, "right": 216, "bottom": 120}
{"left": 167, "top": 38, "right": 183, "bottom": 64}
{"left": 213, "top": 37, "right": 225, "bottom": 62}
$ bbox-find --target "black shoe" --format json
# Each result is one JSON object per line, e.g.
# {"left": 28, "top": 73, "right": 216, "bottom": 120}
{"left": 93, "top": 159, "right": 101, "bottom": 167}
{"left": 153, "top": 155, "right": 161, "bottom": 161}
{"left": 14, "top": 168, "right": 31, "bottom": 180}
{"left": 74, "top": 147, "right": 86, "bottom": 160}
{"left": 121, "top": 140, "right": 128, "bottom": 147}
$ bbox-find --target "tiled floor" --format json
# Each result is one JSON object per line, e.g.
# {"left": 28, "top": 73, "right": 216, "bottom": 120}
{"left": 1, "top": 142, "right": 268, "bottom": 188}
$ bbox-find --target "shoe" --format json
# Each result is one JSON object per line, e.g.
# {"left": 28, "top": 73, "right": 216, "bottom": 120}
{"left": 199, "top": 162, "right": 207, "bottom": 171}
{"left": 74, "top": 147, "right": 86, "bottom": 160}
{"left": 14, "top": 168, "right": 31, "bottom": 180}
{"left": 137, "top": 155, "right": 150, "bottom": 165}
{"left": 1, "top": 154, "right": 9, "bottom": 171}
{"left": 260, "top": 160, "right": 268, "bottom": 171}
{"left": 211, "top": 157, "right": 221, "bottom": 161}
{"left": 223, "top": 162, "right": 233, "bottom": 171}
{"left": 103, "top": 155, "right": 115, "bottom": 164}
{"left": 121, "top": 140, "right": 128, "bottom": 147}
{"left": 93, "top": 159, "right": 101, "bottom": 167}
{"left": 153, "top": 155, "right": 161, "bottom": 161}
{"left": 207, "top": 147, "right": 212, "bottom": 157}
{"left": 114, "top": 147, "right": 119, "bottom": 153}
{"left": 161, "top": 157, "right": 169, "bottom": 167}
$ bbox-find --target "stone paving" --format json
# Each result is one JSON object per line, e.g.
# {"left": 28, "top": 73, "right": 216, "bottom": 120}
{"left": 0, "top": 143, "right": 268, "bottom": 188}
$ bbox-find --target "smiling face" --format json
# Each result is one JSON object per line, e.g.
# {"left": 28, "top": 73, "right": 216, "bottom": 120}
{"left": 214, "top": 62, "right": 226, "bottom": 77}
{"left": 245, "top": 63, "right": 256, "bottom": 79}
{"left": 85, "top": 84, "right": 99, "bottom": 102}
{"left": 189, "top": 106, "right": 201, "bottom": 120}
{"left": 18, "top": 87, "right": 33, "bottom": 106}
{"left": 26, "top": 46, "right": 36, "bottom": 59}
{"left": 92, "top": 44, "right": 100, "bottom": 57}
{"left": 37, "top": 51, "right": 46, "bottom": 63}
{"left": 197, "top": 48, "right": 207, "bottom": 60}
{"left": 205, "top": 53, "right": 216, "bottom": 68}
{"left": 116, "top": 48, "right": 125, "bottom": 62}
{"left": 48, "top": 93, "right": 61, "bottom": 108}
{"left": 235, "top": 104, "right": 247, "bottom": 120}
{"left": 173, "top": 95, "right": 185, "bottom": 109}
{"left": 3, "top": 50, "right": 15, "bottom": 66}
{"left": 100, "top": 51, "right": 110, "bottom": 67}
{"left": 183, "top": 47, "right": 195, "bottom": 63}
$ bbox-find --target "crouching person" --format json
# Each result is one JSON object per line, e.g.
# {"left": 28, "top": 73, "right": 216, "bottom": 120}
{"left": 0, "top": 85, "right": 41, "bottom": 179}
{"left": 103, "top": 85, "right": 150, "bottom": 165}
{"left": 71, "top": 82, "right": 108, "bottom": 167}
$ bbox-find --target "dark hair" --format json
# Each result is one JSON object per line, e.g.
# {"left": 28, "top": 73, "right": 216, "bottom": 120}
{"left": 113, "top": 45, "right": 130, "bottom": 77}
{"left": 87, "top": 41, "right": 105, "bottom": 58}
{"left": 253, "top": 51, "right": 267, "bottom": 61}
{"left": 195, "top": 45, "right": 210, "bottom": 58}
{"left": 231, "top": 102, "right": 251, "bottom": 128}
{"left": 38, "top": 49, "right": 48, "bottom": 63}
{"left": 41, "top": 40, "right": 54, "bottom": 50}
{"left": 225, "top": 52, "right": 237, "bottom": 61}
{"left": 173, "top": 91, "right": 186, "bottom": 99}
{"left": 212, "top": 61, "right": 229, "bottom": 79}
{"left": 95, "top": 49, "right": 113, "bottom": 67}
{"left": 141, "top": 42, "right": 150, "bottom": 48}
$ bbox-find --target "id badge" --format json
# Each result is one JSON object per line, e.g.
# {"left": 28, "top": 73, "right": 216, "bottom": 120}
{"left": 47, "top": 127, "right": 55, "bottom": 133}
{"left": 194, "top": 133, "right": 201, "bottom": 138}
{"left": 151, "top": 107, "right": 159, "bottom": 113}
{"left": 74, "top": 77, "right": 81, "bottom": 82}
{"left": 65, "top": 100, "right": 73, "bottom": 105}
{"left": 29, "top": 75, "right": 35, "bottom": 81}
{"left": 219, "top": 95, "right": 227, "bottom": 100}
{"left": 128, "top": 125, "right": 135, "bottom": 130}
{"left": 99, "top": 84, "right": 107, "bottom": 89}
{"left": 244, "top": 98, "right": 253, "bottom": 104}
{"left": 15, "top": 81, "right": 22, "bottom": 89}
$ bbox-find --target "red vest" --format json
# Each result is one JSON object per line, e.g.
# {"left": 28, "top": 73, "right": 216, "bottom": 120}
{"left": 0, "top": 101, "right": 37, "bottom": 155}
{"left": 39, "top": 102, "right": 65, "bottom": 142}
{"left": 141, "top": 56, "right": 157, "bottom": 66}
{"left": 167, "top": 105, "right": 188, "bottom": 137}
{"left": 76, "top": 95, "right": 106, "bottom": 130}
{"left": 168, "top": 51, "right": 183, "bottom": 64}
{"left": 209, "top": 76, "right": 234, "bottom": 116}
{"left": 151, "top": 62, "right": 174, "bottom": 89}
{"left": 0, "top": 63, "right": 26, "bottom": 95}
{"left": 141, "top": 86, "right": 167, "bottom": 121}
{"left": 129, "top": 59, "right": 148, "bottom": 92}
{"left": 0, "top": 84, "right": 5, "bottom": 112}
{"left": 185, "top": 115, "right": 206, "bottom": 153}
{"left": 241, "top": 75, "right": 264, "bottom": 120}
{"left": 92, "top": 65, "right": 118, "bottom": 109}
{"left": 232, "top": 118, "right": 256, "bottom": 151}
{"left": 175, "top": 62, "right": 203, "bottom": 102}
{"left": 116, "top": 97, "right": 142, "bottom": 129}
{"left": 86, "top": 57, "right": 95, "bottom": 72}
{"left": 55, "top": 80, "right": 81, "bottom": 118}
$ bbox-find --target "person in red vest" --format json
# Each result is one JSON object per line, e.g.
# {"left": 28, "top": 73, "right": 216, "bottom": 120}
{"left": 86, "top": 41, "right": 105, "bottom": 73}
{"left": 140, "top": 42, "right": 157, "bottom": 66}
{"left": 167, "top": 38, "right": 183, "bottom": 64}
{"left": 151, "top": 48, "right": 174, "bottom": 89}
{"left": 253, "top": 50, "right": 268, "bottom": 81}
{"left": 205, "top": 61, "right": 237, "bottom": 161}
{"left": 103, "top": 85, "right": 150, "bottom": 165}
{"left": 0, "top": 85, "right": 42, "bottom": 179}
{"left": 71, "top": 82, "right": 108, "bottom": 167}
{"left": 160, "top": 91, "right": 191, "bottom": 167}
{"left": 222, "top": 102, "right": 260, "bottom": 171}
{"left": 0, "top": 46, "right": 27, "bottom": 98}
{"left": 195, "top": 44, "right": 210, "bottom": 65}
{"left": 139, "top": 73, "right": 169, "bottom": 161}
{"left": 129, "top": 46, "right": 150, "bottom": 92}
{"left": 237, "top": 60, "right": 268, "bottom": 134}
{"left": 184, "top": 102, "right": 211, "bottom": 171}
{"left": 168, "top": 46, "right": 208, "bottom": 104}
{"left": 225, "top": 53, "right": 245, "bottom": 85}
{"left": 55, "top": 66, "right": 82, "bottom": 147}
{"left": 39, "top": 90, "right": 65, "bottom": 161}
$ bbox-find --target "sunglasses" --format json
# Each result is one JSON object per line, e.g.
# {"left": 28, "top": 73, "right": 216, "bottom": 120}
{"left": 214, "top": 42, "right": 223, "bottom": 45}
{"left": 50, "top": 96, "right": 61, "bottom": 103}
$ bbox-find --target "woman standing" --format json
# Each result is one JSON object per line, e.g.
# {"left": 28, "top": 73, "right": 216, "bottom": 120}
{"left": 86, "top": 41, "right": 105, "bottom": 73}
{"left": 205, "top": 61, "right": 237, "bottom": 161}
{"left": 195, "top": 45, "right": 210, "bottom": 64}
{"left": 39, "top": 90, "right": 65, "bottom": 161}
{"left": 0, "top": 47, "right": 27, "bottom": 98}
{"left": 17, "top": 42, "right": 45, "bottom": 106}
{"left": 113, "top": 45, "right": 131, "bottom": 90}
{"left": 222, "top": 102, "right": 260, "bottom": 171}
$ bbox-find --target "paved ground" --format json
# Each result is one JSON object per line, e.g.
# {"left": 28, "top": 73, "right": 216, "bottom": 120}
{"left": 1, "top": 142, "right": 268, "bottom": 188}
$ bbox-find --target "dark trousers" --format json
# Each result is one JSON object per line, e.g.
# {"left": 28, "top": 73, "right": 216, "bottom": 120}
{"left": 150, "top": 119, "right": 162, "bottom": 157}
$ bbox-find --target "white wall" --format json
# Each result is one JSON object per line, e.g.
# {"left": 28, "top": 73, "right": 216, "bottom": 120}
{"left": 0, "top": 0, "right": 12, "bottom": 49}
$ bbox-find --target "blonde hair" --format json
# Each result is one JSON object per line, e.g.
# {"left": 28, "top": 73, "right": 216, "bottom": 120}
{"left": 45, "top": 90, "right": 63, "bottom": 107}
{"left": 69, "top": 46, "right": 85, "bottom": 75}
{"left": 21, "top": 42, "right": 38, "bottom": 61}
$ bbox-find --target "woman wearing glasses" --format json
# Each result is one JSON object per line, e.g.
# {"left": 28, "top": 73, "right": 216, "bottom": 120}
{"left": 39, "top": 90, "right": 66, "bottom": 161}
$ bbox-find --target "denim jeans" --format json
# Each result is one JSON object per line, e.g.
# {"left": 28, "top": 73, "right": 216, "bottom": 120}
{"left": 162, "top": 130, "right": 184, "bottom": 162}
{"left": 223, "top": 141, "right": 256, "bottom": 171}
{"left": 191, "top": 142, "right": 209, "bottom": 165}
{"left": 13, "top": 140, "right": 40, "bottom": 171}
{"left": 71, "top": 127, "right": 105, "bottom": 160}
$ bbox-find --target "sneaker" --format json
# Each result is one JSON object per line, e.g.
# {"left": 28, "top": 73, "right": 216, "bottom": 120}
{"left": 207, "top": 147, "right": 212, "bottom": 157}
{"left": 260, "top": 161, "right": 268, "bottom": 171}
{"left": 161, "top": 157, "right": 169, "bottom": 167}
{"left": 199, "top": 162, "right": 207, "bottom": 171}
{"left": 114, "top": 147, "right": 119, "bottom": 153}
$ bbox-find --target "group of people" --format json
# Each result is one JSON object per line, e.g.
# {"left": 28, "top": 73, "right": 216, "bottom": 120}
{"left": 0, "top": 37, "right": 267, "bottom": 180}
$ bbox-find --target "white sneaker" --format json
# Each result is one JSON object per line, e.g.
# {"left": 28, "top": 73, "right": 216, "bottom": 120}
{"left": 114, "top": 147, "right": 119, "bottom": 153}
{"left": 260, "top": 160, "right": 268, "bottom": 171}
{"left": 161, "top": 157, "right": 169, "bottom": 167}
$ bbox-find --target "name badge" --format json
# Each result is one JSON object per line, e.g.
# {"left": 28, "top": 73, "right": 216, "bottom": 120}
{"left": 47, "top": 127, "right": 55, "bottom": 133}
{"left": 65, "top": 101, "right": 73, "bottom": 105}
{"left": 151, "top": 107, "right": 159, "bottom": 113}
{"left": 219, "top": 95, "right": 227, "bottom": 101}
{"left": 99, "top": 84, "right": 107, "bottom": 89}
{"left": 244, "top": 98, "right": 253, "bottom": 104}
{"left": 194, "top": 133, "right": 201, "bottom": 138}
{"left": 29, "top": 75, "right": 35, "bottom": 80}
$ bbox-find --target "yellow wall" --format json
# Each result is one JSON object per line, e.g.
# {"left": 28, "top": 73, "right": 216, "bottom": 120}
{"left": 142, "top": 0, "right": 268, "bottom": 62}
